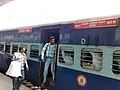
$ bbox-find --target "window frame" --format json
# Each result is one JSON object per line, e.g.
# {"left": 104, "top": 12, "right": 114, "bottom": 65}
{"left": 80, "top": 48, "right": 103, "bottom": 71}
{"left": 30, "top": 44, "right": 39, "bottom": 58}
{"left": 0, "top": 43, "right": 4, "bottom": 52}
{"left": 112, "top": 50, "right": 120, "bottom": 74}
{"left": 5, "top": 43, "right": 11, "bottom": 54}
{"left": 12, "top": 44, "right": 18, "bottom": 54}
{"left": 59, "top": 46, "right": 74, "bottom": 66}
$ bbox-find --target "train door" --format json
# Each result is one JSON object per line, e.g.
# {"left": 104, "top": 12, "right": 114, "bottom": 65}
{"left": 40, "top": 29, "right": 59, "bottom": 89}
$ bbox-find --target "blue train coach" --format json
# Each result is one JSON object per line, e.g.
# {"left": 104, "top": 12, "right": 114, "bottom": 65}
{"left": 0, "top": 15, "right": 120, "bottom": 90}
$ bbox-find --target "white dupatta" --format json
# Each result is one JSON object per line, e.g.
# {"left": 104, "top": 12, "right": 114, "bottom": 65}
{"left": 6, "top": 52, "right": 22, "bottom": 77}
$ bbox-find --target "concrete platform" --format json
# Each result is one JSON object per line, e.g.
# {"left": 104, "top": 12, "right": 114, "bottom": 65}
{"left": 0, "top": 73, "right": 32, "bottom": 90}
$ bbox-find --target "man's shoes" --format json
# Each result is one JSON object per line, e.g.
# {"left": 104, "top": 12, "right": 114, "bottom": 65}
{"left": 41, "top": 82, "right": 45, "bottom": 87}
{"left": 49, "top": 81, "right": 55, "bottom": 86}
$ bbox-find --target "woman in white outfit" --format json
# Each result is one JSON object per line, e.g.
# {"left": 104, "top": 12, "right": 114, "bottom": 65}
{"left": 6, "top": 47, "right": 29, "bottom": 90}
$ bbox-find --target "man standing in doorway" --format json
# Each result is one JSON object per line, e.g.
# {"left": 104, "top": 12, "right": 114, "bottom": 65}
{"left": 41, "top": 36, "right": 56, "bottom": 87}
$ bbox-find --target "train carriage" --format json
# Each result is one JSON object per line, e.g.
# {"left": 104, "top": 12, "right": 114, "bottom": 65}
{"left": 0, "top": 15, "right": 120, "bottom": 90}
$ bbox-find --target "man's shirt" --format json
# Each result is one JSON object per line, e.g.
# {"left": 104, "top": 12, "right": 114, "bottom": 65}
{"left": 41, "top": 43, "right": 56, "bottom": 60}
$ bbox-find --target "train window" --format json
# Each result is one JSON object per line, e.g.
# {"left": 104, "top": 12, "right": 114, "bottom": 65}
{"left": 12, "top": 44, "right": 18, "bottom": 54}
{"left": 0, "top": 43, "right": 4, "bottom": 51}
{"left": 30, "top": 45, "right": 39, "bottom": 58}
{"left": 59, "top": 46, "right": 74, "bottom": 65}
{"left": 112, "top": 50, "right": 120, "bottom": 74}
{"left": 81, "top": 48, "right": 103, "bottom": 71}
{"left": 5, "top": 43, "right": 11, "bottom": 53}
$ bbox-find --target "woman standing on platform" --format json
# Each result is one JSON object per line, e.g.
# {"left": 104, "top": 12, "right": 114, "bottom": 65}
{"left": 6, "top": 47, "right": 29, "bottom": 90}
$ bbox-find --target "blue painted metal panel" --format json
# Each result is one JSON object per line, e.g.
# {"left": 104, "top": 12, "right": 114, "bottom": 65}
{"left": 0, "top": 25, "right": 60, "bottom": 43}
{"left": 25, "top": 60, "right": 40, "bottom": 86}
{"left": 56, "top": 66, "right": 120, "bottom": 90}
{"left": 59, "top": 24, "right": 120, "bottom": 46}
{"left": 0, "top": 53, "right": 12, "bottom": 73}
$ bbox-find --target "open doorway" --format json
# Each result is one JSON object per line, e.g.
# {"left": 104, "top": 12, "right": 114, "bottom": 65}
{"left": 45, "top": 30, "right": 59, "bottom": 44}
